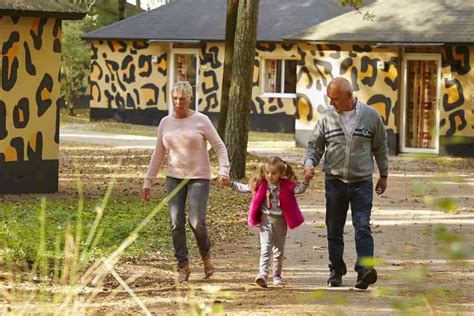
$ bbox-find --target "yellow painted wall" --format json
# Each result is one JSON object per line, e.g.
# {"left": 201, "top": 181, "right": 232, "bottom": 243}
{"left": 295, "top": 43, "right": 399, "bottom": 135}
{"left": 92, "top": 41, "right": 300, "bottom": 118}
{"left": 90, "top": 41, "right": 474, "bottom": 141}
{"left": 198, "top": 42, "right": 299, "bottom": 116}
{"left": 441, "top": 46, "right": 474, "bottom": 137}
{"left": 198, "top": 42, "right": 224, "bottom": 112}
{"left": 197, "top": 42, "right": 399, "bottom": 134}
{"left": 89, "top": 40, "right": 168, "bottom": 110}
{"left": 0, "top": 16, "right": 61, "bottom": 161}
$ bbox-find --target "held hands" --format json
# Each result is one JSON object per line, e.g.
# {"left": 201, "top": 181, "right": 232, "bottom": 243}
{"left": 217, "top": 175, "right": 230, "bottom": 186}
{"left": 375, "top": 177, "right": 387, "bottom": 195}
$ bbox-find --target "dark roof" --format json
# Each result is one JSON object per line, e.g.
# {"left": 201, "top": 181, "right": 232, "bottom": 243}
{"left": 82, "top": 0, "right": 365, "bottom": 42}
{"left": 287, "top": 0, "right": 474, "bottom": 44}
{"left": 0, "top": 0, "right": 86, "bottom": 20}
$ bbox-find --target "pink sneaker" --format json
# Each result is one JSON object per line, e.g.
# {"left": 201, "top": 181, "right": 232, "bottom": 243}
{"left": 273, "top": 276, "right": 283, "bottom": 286}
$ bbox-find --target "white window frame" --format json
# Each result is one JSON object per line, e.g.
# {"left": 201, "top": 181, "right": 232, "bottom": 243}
{"left": 261, "top": 57, "right": 297, "bottom": 98}
{"left": 169, "top": 47, "right": 200, "bottom": 112}
{"left": 400, "top": 53, "right": 441, "bottom": 154}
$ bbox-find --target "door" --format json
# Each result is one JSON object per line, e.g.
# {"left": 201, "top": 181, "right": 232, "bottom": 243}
{"left": 401, "top": 54, "right": 441, "bottom": 153}
{"left": 169, "top": 49, "right": 199, "bottom": 111}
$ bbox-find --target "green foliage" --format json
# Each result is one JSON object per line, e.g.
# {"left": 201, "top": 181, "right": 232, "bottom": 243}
{"left": 0, "top": 197, "right": 172, "bottom": 267}
{"left": 182, "top": 285, "right": 235, "bottom": 315}
{"left": 0, "top": 177, "right": 189, "bottom": 314}
{"left": 60, "top": 0, "right": 143, "bottom": 115}
{"left": 433, "top": 225, "right": 472, "bottom": 260}
{"left": 434, "top": 198, "right": 458, "bottom": 214}
{"left": 61, "top": 20, "right": 91, "bottom": 115}
{"left": 339, "top": 0, "right": 364, "bottom": 8}
{"left": 400, "top": 266, "right": 427, "bottom": 283}
{"left": 359, "top": 256, "right": 381, "bottom": 268}
{"left": 339, "top": 0, "right": 375, "bottom": 21}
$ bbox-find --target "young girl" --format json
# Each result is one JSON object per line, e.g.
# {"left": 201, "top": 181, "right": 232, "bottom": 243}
{"left": 226, "top": 156, "right": 309, "bottom": 288}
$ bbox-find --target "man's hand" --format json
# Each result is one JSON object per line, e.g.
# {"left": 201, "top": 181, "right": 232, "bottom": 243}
{"left": 143, "top": 188, "right": 151, "bottom": 201}
{"left": 304, "top": 165, "right": 315, "bottom": 183}
{"left": 375, "top": 177, "right": 387, "bottom": 195}
{"left": 218, "top": 175, "right": 230, "bottom": 186}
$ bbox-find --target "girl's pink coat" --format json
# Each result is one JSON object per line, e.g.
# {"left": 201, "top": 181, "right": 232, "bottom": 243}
{"left": 248, "top": 179, "right": 304, "bottom": 229}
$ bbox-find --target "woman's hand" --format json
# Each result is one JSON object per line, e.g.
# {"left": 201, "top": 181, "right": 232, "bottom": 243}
{"left": 217, "top": 175, "right": 230, "bottom": 186}
{"left": 143, "top": 188, "right": 151, "bottom": 201}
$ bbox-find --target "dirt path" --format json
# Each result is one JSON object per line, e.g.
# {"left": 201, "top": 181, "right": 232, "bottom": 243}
{"left": 56, "top": 127, "right": 474, "bottom": 314}
{"left": 92, "top": 156, "right": 474, "bottom": 315}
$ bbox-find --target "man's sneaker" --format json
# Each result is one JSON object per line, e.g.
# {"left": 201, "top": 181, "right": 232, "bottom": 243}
{"left": 177, "top": 265, "right": 190, "bottom": 283}
{"left": 355, "top": 268, "right": 377, "bottom": 290}
{"left": 255, "top": 275, "right": 268, "bottom": 288}
{"left": 273, "top": 275, "right": 283, "bottom": 286}
{"left": 327, "top": 270, "right": 343, "bottom": 287}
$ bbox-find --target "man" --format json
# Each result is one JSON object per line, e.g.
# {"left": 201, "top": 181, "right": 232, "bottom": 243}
{"left": 304, "top": 77, "right": 388, "bottom": 290}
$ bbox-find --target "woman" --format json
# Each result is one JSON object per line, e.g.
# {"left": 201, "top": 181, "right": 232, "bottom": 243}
{"left": 143, "top": 81, "right": 229, "bottom": 283}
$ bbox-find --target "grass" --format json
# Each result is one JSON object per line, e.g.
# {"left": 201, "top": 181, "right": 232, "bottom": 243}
{"left": 60, "top": 108, "right": 295, "bottom": 142}
{"left": 0, "top": 142, "right": 253, "bottom": 313}
{"left": 61, "top": 108, "right": 157, "bottom": 137}
{"left": 0, "top": 176, "right": 195, "bottom": 314}
{"left": 0, "top": 197, "right": 173, "bottom": 266}
{"left": 0, "top": 143, "right": 253, "bottom": 268}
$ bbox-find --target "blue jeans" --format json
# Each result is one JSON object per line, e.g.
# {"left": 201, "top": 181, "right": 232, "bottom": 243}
{"left": 165, "top": 177, "right": 211, "bottom": 266}
{"left": 325, "top": 178, "right": 374, "bottom": 274}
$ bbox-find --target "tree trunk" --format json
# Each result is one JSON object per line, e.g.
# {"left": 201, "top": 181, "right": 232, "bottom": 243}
{"left": 118, "top": 0, "right": 125, "bottom": 20}
{"left": 68, "top": 102, "right": 75, "bottom": 116}
{"left": 67, "top": 81, "right": 75, "bottom": 116}
{"left": 217, "top": 0, "right": 239, "bottom": 139}
{"left": 224, "top": 0, "right": 259, "bottom": 179}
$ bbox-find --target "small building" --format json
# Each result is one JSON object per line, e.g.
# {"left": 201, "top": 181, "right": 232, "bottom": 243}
{"left": 286, "top": 0, "right": 474, "bottom": 156}
{"left": 0, "top": 0, "right": 86, "bottom": 194}
{"left": 83, "top": 0, "right": 473, "bottom": 156}
{"left": 82, "top": 0, "right": 359, "bottom": 133}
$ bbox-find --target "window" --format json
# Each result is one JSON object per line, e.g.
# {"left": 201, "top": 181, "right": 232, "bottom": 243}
{"left": 173, "top": 53, "right": 197, "bottom": 104}
{"left": 263, "top": 59, "right": 297, "bottom": 96}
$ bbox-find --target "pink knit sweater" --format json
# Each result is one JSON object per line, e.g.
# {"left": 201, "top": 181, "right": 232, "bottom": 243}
{"left": 143, "top": 112, "right": 230, "bottom": 189}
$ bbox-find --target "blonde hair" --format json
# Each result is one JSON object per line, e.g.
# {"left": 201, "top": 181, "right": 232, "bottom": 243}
{"left": 248, "top": 156, "right": 297, "bottom": 192}
{"left": 172, "top": 81, "right": 193, "bottom": 100}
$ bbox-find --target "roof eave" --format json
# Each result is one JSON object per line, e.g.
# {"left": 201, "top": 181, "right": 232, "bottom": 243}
{"left": 82, "top": 36, "right": 287, "bottom": 42}
{"left": 0, "top": 9, "right": 86, "bottom": 20}
{"left": 284, "top": 37, "right": 474, "bottom": 46}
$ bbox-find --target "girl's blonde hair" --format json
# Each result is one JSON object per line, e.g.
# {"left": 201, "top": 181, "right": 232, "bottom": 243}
{"left": 248, "top": 156, "right": 297, "bottom": 192}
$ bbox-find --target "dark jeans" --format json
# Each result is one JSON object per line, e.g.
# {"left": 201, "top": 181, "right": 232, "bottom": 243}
{"left": 325, "top": 178, "right": 374, "bottom": 274}
{"left": 165, "top": 177, "right": 211, "bottom": 266}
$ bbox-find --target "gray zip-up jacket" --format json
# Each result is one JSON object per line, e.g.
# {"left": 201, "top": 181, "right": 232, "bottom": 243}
{"left": 305, "top": 100, "right": 388, "bottom": 183}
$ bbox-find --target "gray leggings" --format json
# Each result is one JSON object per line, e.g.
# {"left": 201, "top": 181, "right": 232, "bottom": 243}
{"left": 258, "top": 215, "right": 288, "bottom": 277}
{"left": 165, "top": 177, "right": 211, "bottom": 266}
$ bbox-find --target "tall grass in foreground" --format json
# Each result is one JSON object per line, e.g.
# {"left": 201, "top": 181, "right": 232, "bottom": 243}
{"left": 0, "top": 172, "right": 189, "bottom": 315}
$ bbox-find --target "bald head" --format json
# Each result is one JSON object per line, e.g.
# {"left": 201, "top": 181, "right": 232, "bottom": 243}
{"left": 328, "top": 77, "right": 353, "bottom": 94}
{"left": 326, "top": 77, "right": 356, "bottom": 113}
